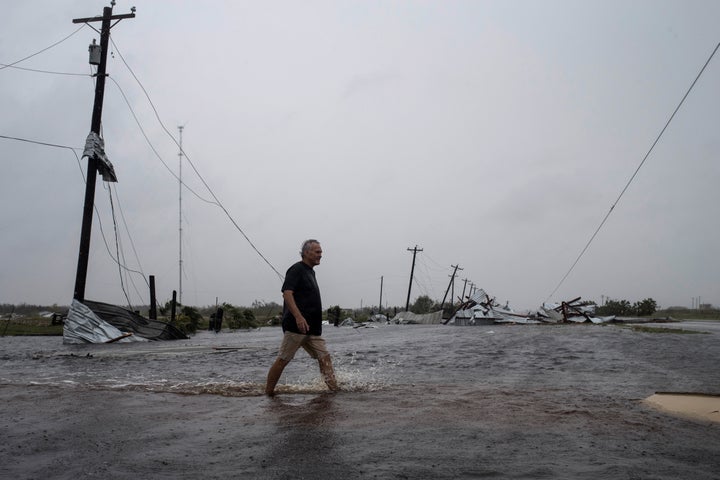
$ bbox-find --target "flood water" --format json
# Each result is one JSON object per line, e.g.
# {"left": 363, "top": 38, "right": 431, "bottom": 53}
{"left": 1, "top": 322, "right": 719, "bottom": 479}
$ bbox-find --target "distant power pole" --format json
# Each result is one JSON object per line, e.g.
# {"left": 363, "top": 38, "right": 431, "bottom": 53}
{"left": 405, "top": 245, "right": 423, "bottom": 311}
{"left": 440, "top": 264, "right": 463, "bottom": 311}
{"left": 72, "top": 4, "right": 135, "bottom": 302}
{"left": 378, "top": 276, "right": 384, "bottom": 314}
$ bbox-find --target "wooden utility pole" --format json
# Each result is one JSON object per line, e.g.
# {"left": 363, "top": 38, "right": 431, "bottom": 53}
{"left": 440, "top": 264, "right": 462, "bottom": 311}
{"left": 72, "top": 4, "right": 135, "bottom": 301}
{"left": 405, "top": 245, "right": 423, "bottom": 311}
{"left": 460, "top": 278, "right": 469, "bottom": 303}
{"left": 378, "top": 276, "right": 384, "bottom": 314}
{"left": 149, "top": 275, "right": 157, "bottom": 319}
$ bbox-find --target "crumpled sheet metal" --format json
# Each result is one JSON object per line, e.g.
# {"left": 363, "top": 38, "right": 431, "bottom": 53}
{"left": 63, "top": 299, "right": 145, "bottom": 344}
{"left": 82, "top": 131, "right": 117, "bottom": 182}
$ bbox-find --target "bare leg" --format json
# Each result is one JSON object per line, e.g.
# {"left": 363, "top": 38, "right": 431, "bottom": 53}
{"left": 265, "top": 357, "right": 289, "bottom": 396}
{"left": 318, "top": 355, "right": 338, "bottom": 391}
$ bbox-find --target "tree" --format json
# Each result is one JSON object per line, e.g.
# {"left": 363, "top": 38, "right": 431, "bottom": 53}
{"left": 250, "top": 300, "right": 282, "bottom": 324}
{"left": 159, "top": 299, "right": 179, "bottom": 317}
{"left": 597, "top": 299, "right": 632, "bottom": 316}
{"left": 327, "top": 305, "right": 342, "bottom": 326}
{"left": 242, "top": 308, "right": 255, "bottom": 323}
{"left": 179, "top": 305, "right": 202, "bottom": 333}
{"left": 597, "top": 298, "right": 657, "bottom": 316}
{"left": 411, "top": 295, "right": 436, "bottom": 314}
{"left": 634, "top": 298, "right": 658, "bottom": 316}
{"left": 221, "top": 302, "right": 242, "bottom": 329}
{"left": 219, "top": 303, "right": 261, "bottom": 329}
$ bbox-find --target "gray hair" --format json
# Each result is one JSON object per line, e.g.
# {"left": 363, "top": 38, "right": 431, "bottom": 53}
{"left": 300, "top": 239, "right": 320, "bottom": 256}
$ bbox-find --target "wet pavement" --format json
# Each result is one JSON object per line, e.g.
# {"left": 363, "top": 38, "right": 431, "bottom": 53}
{"left": 1, "top": 321, "right": 719, "bottom": 479}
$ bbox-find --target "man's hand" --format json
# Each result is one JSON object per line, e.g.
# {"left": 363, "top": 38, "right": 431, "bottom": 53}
{"left": 296, "top": 316, "right": 309, "bottom": 334}
{"left": 284, "top": 290, "right": 309, "bottom": 334}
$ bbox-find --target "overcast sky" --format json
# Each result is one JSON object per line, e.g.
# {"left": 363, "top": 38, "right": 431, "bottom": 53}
{"left": 1, "top": 0, "right": 718, "bottom": 312}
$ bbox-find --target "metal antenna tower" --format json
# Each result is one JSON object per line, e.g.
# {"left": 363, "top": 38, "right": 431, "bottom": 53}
{"left": 178, "top": 125, "right": 184, "bottom": 305}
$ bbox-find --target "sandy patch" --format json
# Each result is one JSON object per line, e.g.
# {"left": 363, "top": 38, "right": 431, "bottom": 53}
{"left": 644, "top": 393, "right": 720, "bottom": 423}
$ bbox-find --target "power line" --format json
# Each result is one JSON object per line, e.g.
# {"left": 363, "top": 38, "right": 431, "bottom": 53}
{"left": 109, "top": 37, "right": 284, "bottom": 281}
{"left": 414, "top": 256, "right": 441, "bottom": 298}
{"left": 0, "top": 133, "right": 87, "bottom": 182}
{"left": 106, "top": 75, "right": 217, "bottom": 205}
{"left": 0, "top": 134, "right": 82, "bottom": 152}
{"left": 0, "top": 24, "right": 85, "bottom": 71}
{"left": 94, "top": 189, "right": 146, "bottom": 303}
{"left": 0, "top": 63, "right": 88, "bottom": 76}
{"left": 106, "top": 185, "right": 133, "bottom": 307}
{"left": 110, "top": 188, "right": 147, "bottom": 308}
{"left": 4, "top": 28, "right": 286, "bottom": 283}
{"left": 419, "top": 251, "right": 450, "bottom": 273}
{"left": 545, "top": 41, "right": 720, "bottom": 303}
{"left": 0, "top": 134, "right": 148, "bottom": 302}
{"left": 110, "top": 183, "right": 149, "bottom": 288}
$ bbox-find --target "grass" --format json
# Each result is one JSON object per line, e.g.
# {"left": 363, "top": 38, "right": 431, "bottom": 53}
{"left": 655, "top": 309, "right": 720, "bottom": 320}
{"left": 0, "top": 322, "right": 63, "bottom": 336}
{"left": 626, "top": 325, "right": 707, "bottom": 335}
{"left": 0, "top": 314, "right": 268, "bottom": 337}
{"left": 2, "top": 308, "right": 718, "bottom": 337}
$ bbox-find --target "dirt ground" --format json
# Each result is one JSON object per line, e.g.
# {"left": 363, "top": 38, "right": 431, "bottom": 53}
{"left": 644, "top": 393, "right": 720, "bottom": 423}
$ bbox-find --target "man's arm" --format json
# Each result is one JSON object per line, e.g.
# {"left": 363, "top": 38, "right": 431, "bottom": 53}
{"left": 283, "top": 289, "right": 309, "bottom": 334}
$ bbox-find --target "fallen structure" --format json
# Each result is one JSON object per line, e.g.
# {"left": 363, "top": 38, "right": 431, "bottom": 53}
{"left": 538, "top": 297, "right": 616, "bottom": 324}
{"left": 448, "top": 290, "right": 615, "bottom": 325}
{"left": 391, "top": 310, "right": 444, "bottom": 325}
{"left": 64, "top": 299, "right": 188, "bottom": 343}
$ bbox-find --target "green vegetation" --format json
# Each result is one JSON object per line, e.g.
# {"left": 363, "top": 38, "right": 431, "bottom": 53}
{"left": 154, "top": 299, "right": 282, "bottom": 333}
{"left": 595, "top": 299, "right": 720, "bottom": 320}
{"left": 2, "top": 298, "right": 718, "bottom": 336}
{"left": 327, "top": 305, "right": 343, "bottom": 326}
{"left": 0, "top": 300, "right": 283, "bottom": 337}
{"left": 626, "top": 325, "right": 707, "bottom": 335}
{"left": 596, "top": 298, "right": 658, "bottom": 316}
{"left": 160, "top": 301, "right": 282, "bottom": 333}
{"left": 654, "top": 308, "right": 720, "bottom": 321}
{"left": 411, "top": 295, "right": 436, "bottom": 314}
{"left": 219, "top": 303, "right": 259, "bottom": 330}
{"left": 0, "top": 321, "right": 63, "bottom": 336}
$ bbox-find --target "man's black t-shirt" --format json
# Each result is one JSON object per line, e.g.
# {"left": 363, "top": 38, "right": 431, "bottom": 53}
{"left": 281, "top": 261, "right": 322, "bottom": 335}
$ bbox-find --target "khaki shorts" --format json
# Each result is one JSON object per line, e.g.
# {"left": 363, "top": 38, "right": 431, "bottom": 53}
{"left": 277, "top": 332, "right": 330, "bottom": 361}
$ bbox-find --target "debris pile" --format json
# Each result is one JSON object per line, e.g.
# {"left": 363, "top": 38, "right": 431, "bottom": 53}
{"left": 448, "top": 290, "right": 615, "bottom": 325}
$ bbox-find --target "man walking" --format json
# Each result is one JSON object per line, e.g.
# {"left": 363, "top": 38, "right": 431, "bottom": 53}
{"left": 265, "top": 239, "right": 338, "bottom": 396}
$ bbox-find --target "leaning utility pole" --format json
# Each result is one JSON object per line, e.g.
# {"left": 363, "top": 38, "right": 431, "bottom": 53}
{"left": 440, "top": 264, "right": 463, "bottom": 311}
{"left": 72, "top": 3, "right": 135, "bottom": 302}
{"left": 460, "top": 278, "right": 469, "bottom": 303}
{"left": 405, "top": 245, "right": 423, "bottom": 311}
